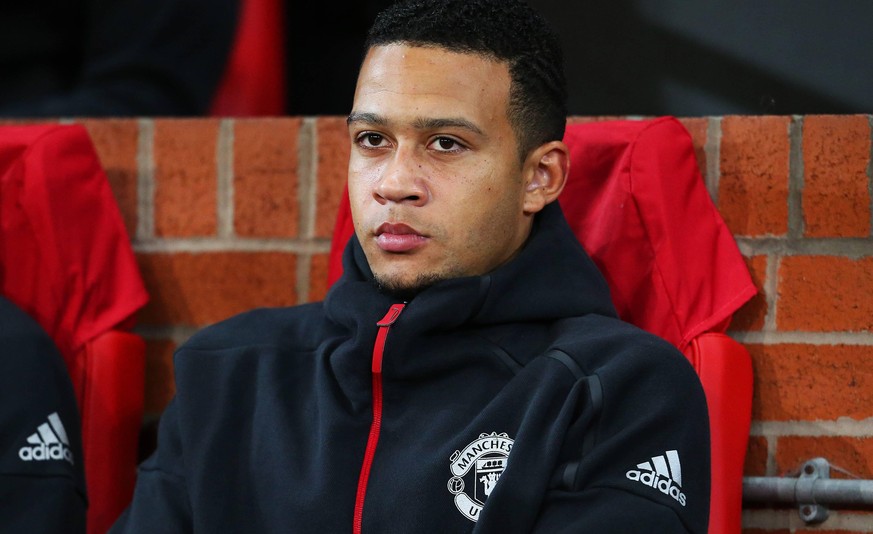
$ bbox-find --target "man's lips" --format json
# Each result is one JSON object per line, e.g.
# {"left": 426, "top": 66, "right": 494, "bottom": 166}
{"left": 375, "top": 223, "right": 428, "bottom": 252}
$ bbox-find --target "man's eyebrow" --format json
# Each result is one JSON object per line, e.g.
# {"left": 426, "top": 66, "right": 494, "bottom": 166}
{"left": 347, "top": 112, "right": 387, "bottom": 126}
{"left": 413, "top": 117, "right": 484, "bottom": 136}
{"left": 346, "top": 113, "right": 484, "bottom": 136}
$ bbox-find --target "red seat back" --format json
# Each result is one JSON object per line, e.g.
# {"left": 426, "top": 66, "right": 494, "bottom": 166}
{"left": 0, "top": 124, "right": 149, "bottom": 534}
{"left": 328, "top": 117, "right": 756, "bottom": 533}
{"left": 210, "top": 0, "right": 286, "bottom": 116}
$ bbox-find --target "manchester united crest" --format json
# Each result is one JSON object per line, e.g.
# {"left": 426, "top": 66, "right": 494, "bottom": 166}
{"left": 447, "top": 432, "right": 514, "bottom": 522}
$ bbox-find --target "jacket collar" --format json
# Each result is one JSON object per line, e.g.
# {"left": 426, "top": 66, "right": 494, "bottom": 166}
{"left": 325, "top": 202, "right": 617, "bottom": 333}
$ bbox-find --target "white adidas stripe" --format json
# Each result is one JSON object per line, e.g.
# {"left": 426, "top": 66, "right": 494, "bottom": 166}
{"left": 665, "top": 449, "right": 682, "bottom": 487}
{"left": 24, "top": 412, "right": 70, "bottom": 446}
{"left": 37, "top": 423, "right": 60, "bottom": 444}
{"left": 48, "top": 412, "right": 70, "bottom": 445}
{"left": 634, "top": 450, "right": 682, "bottom": 487}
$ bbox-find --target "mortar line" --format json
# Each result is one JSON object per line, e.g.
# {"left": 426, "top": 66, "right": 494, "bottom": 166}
{"left": 136, "top": 118, "right": 155, "bottom": 241}
{"left": 735, "top": 236, "right": 873, "bottom": 258}
{"left": 763, "top": 254, "right": 780, "bottom": 332}
{"left": 134, "top": 324, "right": 201, "bottom": 345}
{"left": 296, "top": 118, "right": 318, "bottom": 304}
{"left": 705, "top": 116, "right": 722, "bottom": 203}
{"left": 299, "top": 118, "right": 318, "bottom": 240}
{"left": 132, "top": 237, "right": 332, "bottom": 254}
{"left": 787, "top": 116, "right": 805, "bottom": 239}
{"left": 766, "top": 434, "right": 778, "bottom": 476}
{"left": 730, "top": 330, "right": 873, "bottom": 345}
{"left": 216, "top": 119, "right": 235, "bottom": 238}
{"left": 751, "top": 418, "right": 873, "bottom": 437}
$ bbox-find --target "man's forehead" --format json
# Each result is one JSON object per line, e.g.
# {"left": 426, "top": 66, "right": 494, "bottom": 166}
{"left": 351, "top": 44, "right": 512, "bottom": 129}
{"left": 363, "top": 42, "right": 506, "bottom": 68}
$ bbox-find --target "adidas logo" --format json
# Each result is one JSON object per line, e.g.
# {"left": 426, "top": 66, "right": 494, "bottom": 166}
{"left": 625, "top": 449, "right": 686, "bottom": 506}
{"left": 18, "top": 412, "right": 74, "bottom": 465}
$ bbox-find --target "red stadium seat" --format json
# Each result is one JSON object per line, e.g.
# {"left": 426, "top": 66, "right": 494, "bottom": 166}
{"left": 210, "top": 0, "right": 286, "bottom": 116}
{"left": 328, "top": 117, "right": 756, "bottom": 534}
{"left": 0, "top": 124, "right": 149, "bottom": 534}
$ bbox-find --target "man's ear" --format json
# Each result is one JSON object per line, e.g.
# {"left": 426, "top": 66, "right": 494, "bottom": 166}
{"left": 522, "top": 140, "right": 569, "bottom": 215}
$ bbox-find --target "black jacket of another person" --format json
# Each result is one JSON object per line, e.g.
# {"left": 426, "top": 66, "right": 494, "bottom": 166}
{"left": 0, "top": 296, "right": 86, "bottom": 533}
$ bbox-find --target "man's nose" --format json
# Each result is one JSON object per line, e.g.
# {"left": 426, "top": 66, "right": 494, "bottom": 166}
{"left": 374, "top": 149, "right": 428, "bottom": 206}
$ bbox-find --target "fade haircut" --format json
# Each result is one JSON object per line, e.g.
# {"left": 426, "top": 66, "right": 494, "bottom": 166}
{"left": 365, "top": 0, "right": 567, "bottom": 158}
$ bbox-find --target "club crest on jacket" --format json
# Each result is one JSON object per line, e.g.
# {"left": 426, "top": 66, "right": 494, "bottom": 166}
{"left": 447, "top": 432, "right": 514, "bottom": 522}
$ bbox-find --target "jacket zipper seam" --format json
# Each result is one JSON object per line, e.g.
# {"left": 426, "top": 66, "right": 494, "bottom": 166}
{"left": 353, "top": 303, "right": 405, "bottom": 534}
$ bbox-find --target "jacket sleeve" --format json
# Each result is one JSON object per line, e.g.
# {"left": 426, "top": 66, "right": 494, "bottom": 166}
{"left": 532, "top": 338, "right": 711, "bottom": 533}
{"left": 0, "top": 297, "right": 87, "bottom": 534}
{"left": 110, "top": 399, "right": 192, "bottom": 533}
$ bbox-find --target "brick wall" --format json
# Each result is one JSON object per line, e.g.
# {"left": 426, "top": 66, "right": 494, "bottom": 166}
{"left": 80, "top": 115, "right": 873, "bottom": 532}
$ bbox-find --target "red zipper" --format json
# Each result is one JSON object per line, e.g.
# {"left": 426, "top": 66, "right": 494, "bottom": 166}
{"left": 353, "top": 303, "right": 405, "bottom": 534}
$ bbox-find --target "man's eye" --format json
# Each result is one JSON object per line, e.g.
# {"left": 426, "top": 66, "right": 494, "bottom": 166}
{"left": 359, "top": 133, "right": 385, "bottom": 148}
{"left": 432, "top": 137, "right": 462, "bottom": 152}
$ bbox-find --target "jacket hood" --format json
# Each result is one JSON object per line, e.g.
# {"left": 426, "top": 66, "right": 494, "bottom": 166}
{"left": 325, "top": 202, "right": 617, "bottom": 332}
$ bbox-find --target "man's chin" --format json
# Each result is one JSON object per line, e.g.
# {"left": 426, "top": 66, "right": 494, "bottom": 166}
{"left": 372, "top": 272, "right": 445, "bottom": 301}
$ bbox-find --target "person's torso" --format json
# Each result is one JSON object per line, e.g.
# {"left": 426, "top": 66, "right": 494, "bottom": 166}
{"left": 171, "top": 302, "right": 615, "bottom": 533}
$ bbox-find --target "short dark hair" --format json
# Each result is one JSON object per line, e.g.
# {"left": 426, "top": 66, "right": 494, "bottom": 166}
{"left": 365, "top": 0, "right": 567, "bottom": 157}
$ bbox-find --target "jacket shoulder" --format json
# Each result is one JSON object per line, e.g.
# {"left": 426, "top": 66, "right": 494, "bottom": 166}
{"left": 180, "top": 302, "right": 328, "bottom": 354}
{"left": 547, "top": 315, "right": 711, "bottom": 532}
{"left": 551, "top": 314, "right": 694, "bottom": 377}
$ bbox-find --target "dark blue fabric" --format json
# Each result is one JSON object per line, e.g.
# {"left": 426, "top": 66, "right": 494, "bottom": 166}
{"left": 0, "top": 296, "right": 86, "bottom": 533}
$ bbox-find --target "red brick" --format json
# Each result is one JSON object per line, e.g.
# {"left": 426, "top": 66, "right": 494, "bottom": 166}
{"left": 731, "top": 256, "right": 768, "bottom": 331}
{"left": 136, "top": 252, "right": 297, "bottom": 326}
{"left": 234, "top": 118, "right": 301, "bottom": 237}
{"left": 144, "top": 338, "right": 176, "bottom": 414}
{"left": 748, "top": 344, "right": 873, "bottom": 421}
{"left": 309, "top": 253, "right": 331, "bottom": 303}
{"left": 153, "top": 119, "right": 219, "bottom": 236}
{"left": 777, "top": 436, "right": 873, "bottom": 479}
{"left": 80, "top": 119, "right": 139, "bottom": 238}
{"left": 315, "top": 117, "right": 351, "bottom": 238}
{"left": 744, "top": 436, "right": 769, "bottom": 476}
{"left": 803, "top": 115, "right": 871, "bottom": 237}
{"left": 718, "top": 116, "right": 790, "bottom": 236}
{"left": 678, "top": 117, "right": 708, "bottom": 181}
{"left": 778, "top": 256, "right": 873, "bottom": 332}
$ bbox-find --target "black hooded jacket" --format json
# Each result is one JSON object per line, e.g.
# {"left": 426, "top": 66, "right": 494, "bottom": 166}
{"left": 113, "top": 203, "right": 710, "bottom": 533}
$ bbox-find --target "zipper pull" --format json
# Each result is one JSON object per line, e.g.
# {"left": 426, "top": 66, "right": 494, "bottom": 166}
{"left": 372, "top": 303, "right": 405, "bottom": 373}
{"left": 377, "top": 303, "right": 405, "bottom": 327}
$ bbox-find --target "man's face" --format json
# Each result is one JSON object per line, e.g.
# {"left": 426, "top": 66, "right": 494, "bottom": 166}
{"left": 348, "top": 44, "right": 535, "bottom": 295}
